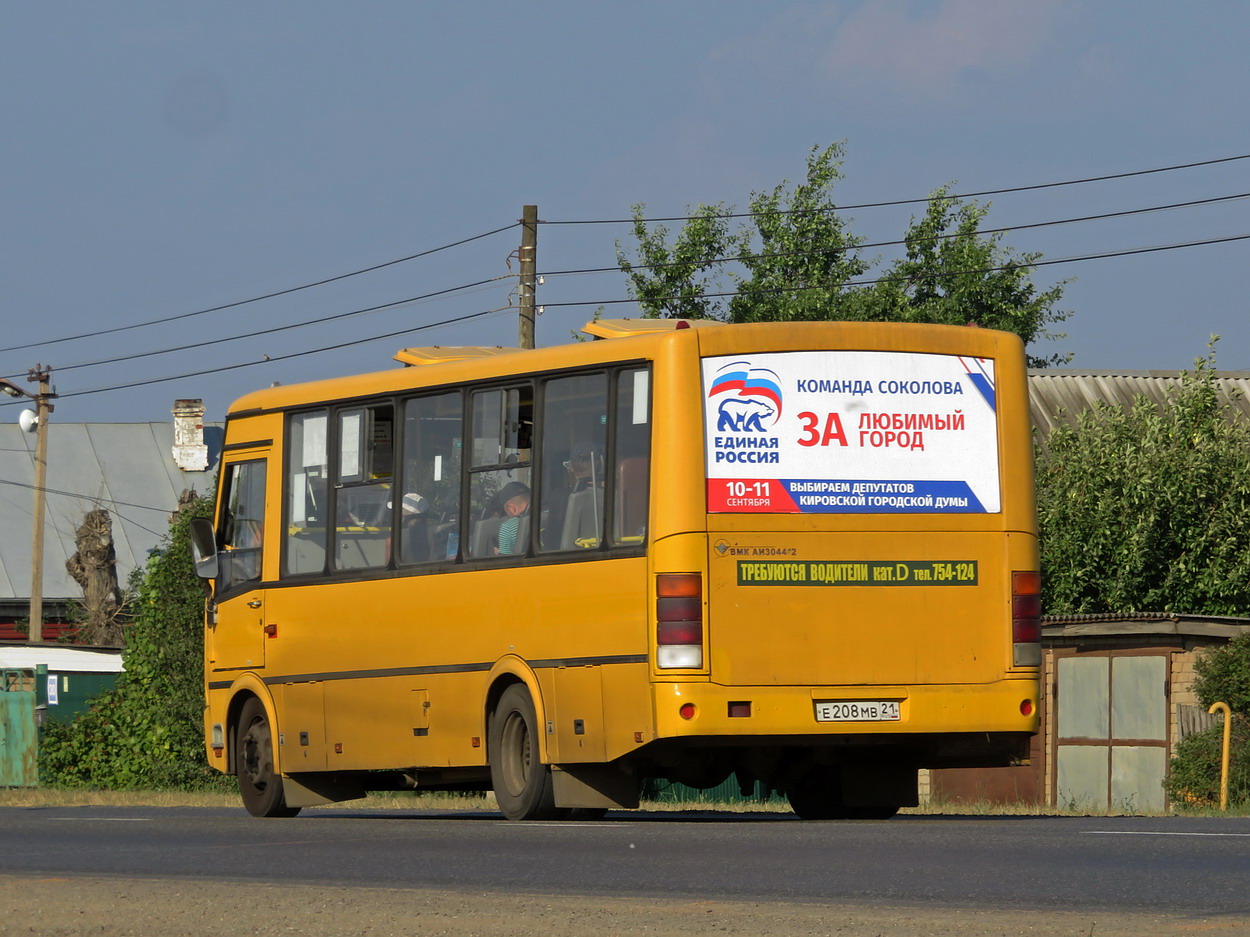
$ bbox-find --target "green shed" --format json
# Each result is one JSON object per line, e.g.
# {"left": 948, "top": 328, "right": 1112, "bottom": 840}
{"left": 0, "top": 644, "right": 124, "bottom": 725}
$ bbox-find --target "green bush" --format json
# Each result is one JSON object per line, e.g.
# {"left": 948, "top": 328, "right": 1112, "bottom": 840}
{"left": 1193, "top": 632, "right": 1250, "bottom": 717}
{"left": 1037, "top": 345, "right": 1250, "bottom": 615}
{"left": 39, "top": 495, "right": 233, "bottom": 792}
{"left": 1165, "top": 715, "right": 1250, "bottom": 808}
{"left": 1166, "top": 634, "right": 1250, "bottom": 808}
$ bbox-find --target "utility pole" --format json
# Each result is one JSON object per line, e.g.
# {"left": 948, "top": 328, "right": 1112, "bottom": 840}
{"left": 1, "top": 365, "right": 55, "bottom": 643}
{"left": 28, "top": 366, "right": 53, "bottom": 644}
{"left": 518, "top": 204, "right": 537, "bottom": 349}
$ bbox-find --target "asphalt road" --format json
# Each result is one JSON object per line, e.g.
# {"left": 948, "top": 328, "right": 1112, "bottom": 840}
{"left": 2, "top": 806, "right": 1248, "bottom": 918}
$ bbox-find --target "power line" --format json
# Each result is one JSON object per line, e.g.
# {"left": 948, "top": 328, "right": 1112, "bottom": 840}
{"left": 0, "top": 478, "right": 172, "bottom": 514}
{"left": 46, "top": 305, "right": 516, "bottom": 401}
{"left": 538, "top": 233, "right": 1250, "bottom": 309}
{"left": 49, "top": 274, "right": 512, "bottom": 375}
{"left": 539, "top": 192, "right": 1250, "bottom": 279}
{"left": 3, "top": 233, "right": 1241, "bottom": 405}
{"left": 540, "top": 153, "right": 1250, "bottom": 225}
{"left": 0, "top": 222, "right": 519, "bottom": 356}
{"left": 94, "top": 510, "right": 165, "bottom": 539}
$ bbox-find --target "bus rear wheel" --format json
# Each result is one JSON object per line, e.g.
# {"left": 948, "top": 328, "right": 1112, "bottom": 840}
{"left": 236, "top": 697, "right": 301, "bottom": 818}
{"left": 489, "top": 685, "right": 560, "bottom": 821}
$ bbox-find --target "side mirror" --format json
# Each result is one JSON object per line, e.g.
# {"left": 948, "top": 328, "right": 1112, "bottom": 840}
{"left": 188, "top": 516, "right": 219, "bottom": 580}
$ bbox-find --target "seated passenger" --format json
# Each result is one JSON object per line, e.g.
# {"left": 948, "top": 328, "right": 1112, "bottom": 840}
{"left": 394, "top": 492, "right": 431, "bottom": 563}
{"left": 563, "top": 442, "right": 602, "bottom": 493}
{"left": 495, "top": 482, "right": 531, "bottom": 555}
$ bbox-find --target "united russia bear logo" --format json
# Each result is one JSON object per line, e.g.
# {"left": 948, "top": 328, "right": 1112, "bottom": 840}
{"left": 708, "top": 361, "right": 783, "bottom": 433}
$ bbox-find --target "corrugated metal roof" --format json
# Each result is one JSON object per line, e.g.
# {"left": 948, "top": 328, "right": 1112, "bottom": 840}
{"left": 1042, "top": 612, "right": 1250, "bottom": 640}
{"left": 0, "top": 643, "right": 124, "bottom": 673}
{"left": 0, "top": 422, "right": 221, "bottom": 602}
{"left": 1028, "top": 369, "right": 1250, "bottom": 436}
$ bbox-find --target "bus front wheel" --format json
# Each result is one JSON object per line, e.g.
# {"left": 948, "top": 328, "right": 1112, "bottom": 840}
{"left": 489, "top": 685, "right": 560, "bottom": 821}
{"left": 236, "top": 697, "right": 301, "bottom": 818}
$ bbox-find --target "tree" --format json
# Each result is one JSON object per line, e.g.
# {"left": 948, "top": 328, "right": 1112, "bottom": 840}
{"left": 1036, "top": 344, "right": 1250, "bottom": 615}
{"left": 616, "top": 142, "right": 1070, "bottom": 366}
{"left": 859, "top": 189, "right": 1069, "bottom": 366}
{"left": 64, "top": 507, "right": 126, "bottom": 645}
{"left": 1193, "top": 633, "right": 1250, "bottom": 718}
{"left": 728, "top": 143, "right": 869, "bottom": 324}
{"left": 39, "top": 493, "right": 230, "bottom": 791}
{"left": 620, "top": 204, "right": 738, "bottom": 320}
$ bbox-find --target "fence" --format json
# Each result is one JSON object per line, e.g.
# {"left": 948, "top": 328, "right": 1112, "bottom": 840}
{"left": 0, "top": 668, "right": 38, "bottom": 787}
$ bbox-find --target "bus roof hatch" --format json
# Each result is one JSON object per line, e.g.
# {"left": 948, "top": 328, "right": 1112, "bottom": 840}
{"left": 580, "top": 318, "right": 724, "bottom": 340}
{"left": 393, "top": 346, "right": 523, "bottom": 367}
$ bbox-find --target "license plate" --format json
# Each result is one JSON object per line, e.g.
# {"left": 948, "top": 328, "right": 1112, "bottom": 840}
{"left": 814, "top": 700, "right": 901, "bottom": 722}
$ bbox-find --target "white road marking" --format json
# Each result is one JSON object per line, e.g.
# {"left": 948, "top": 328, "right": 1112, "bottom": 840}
{"left": 1085, "top": 830, "right": 1250, "bottom": 837}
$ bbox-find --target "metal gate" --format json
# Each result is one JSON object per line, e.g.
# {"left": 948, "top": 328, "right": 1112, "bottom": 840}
{"left": 0, "top": 668, "right": 38, "bottom": 787}
{"left": 1054, "top": 653, "right": 1169, "bottom": 812}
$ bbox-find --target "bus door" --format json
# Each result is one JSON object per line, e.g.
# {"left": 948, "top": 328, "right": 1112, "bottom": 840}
{"left": 210, "top": 457, "right": 270, "bottom": 674}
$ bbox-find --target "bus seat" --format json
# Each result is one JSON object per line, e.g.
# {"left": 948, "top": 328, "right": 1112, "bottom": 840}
{"left": 472, "top": 516, "right": 503, "bottom": 558}
{"left": 561, "top": 487, "right": 602, "bottom": 549}
{"left": 338, "top": 531, "right": 388, "bottom": 570}
{"left": 287, "top": 532, "right": 326, "bottom": 574}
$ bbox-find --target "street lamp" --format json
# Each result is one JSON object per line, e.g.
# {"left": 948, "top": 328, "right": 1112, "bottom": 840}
{"left": 1, "top": 366, "right": 56, "bottom": 644}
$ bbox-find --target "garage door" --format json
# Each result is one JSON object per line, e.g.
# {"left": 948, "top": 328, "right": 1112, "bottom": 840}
{"left": 1054, "top": 653, "right": 1169, "bottom": 813}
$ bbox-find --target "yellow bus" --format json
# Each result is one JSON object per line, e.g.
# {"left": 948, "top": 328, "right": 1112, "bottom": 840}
{"left": 190, "top": 319, "right": 1041, "bottom": 820}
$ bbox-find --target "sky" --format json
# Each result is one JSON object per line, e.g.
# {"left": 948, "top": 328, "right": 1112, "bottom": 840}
{"left": 2, "top": 0, "right": 1246, "bottom": 425}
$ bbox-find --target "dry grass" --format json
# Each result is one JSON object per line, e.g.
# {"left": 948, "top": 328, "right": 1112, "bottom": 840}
{"left": 0, "top": 788, "right": 494, "bottom": 811}
{"left": 0, "top": 788, "right": 243, "bottom": 809}
{"left": 4, "top": 787, "right": 1242, "bottom": 817}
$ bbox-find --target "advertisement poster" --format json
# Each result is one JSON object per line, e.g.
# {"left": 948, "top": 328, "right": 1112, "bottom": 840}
{"left": 703, "top": 351, "right": 1000, "bottom": 513}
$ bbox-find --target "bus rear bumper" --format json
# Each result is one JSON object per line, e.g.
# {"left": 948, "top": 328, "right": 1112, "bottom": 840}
{"left": 651, "top": 678, "right": 1039, "bottom": 745}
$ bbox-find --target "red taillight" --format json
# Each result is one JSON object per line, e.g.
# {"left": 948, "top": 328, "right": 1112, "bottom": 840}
{"left": 1011, "top": 570, "right": 1042, "bottom": 667}
{"left": 657, "top": 620, "right": 701, "bottom": 645}
{"left": 1012, "top": 593, "right": 1042, "bottom": 643}
{"left": 657, "top": 574, "right": 701, "bottom": 598}
{"left": 656, "top": 573, "right": 703, "bottom": 669}
{"left": 657, "top": 596, "right": 701, "bottom": 621}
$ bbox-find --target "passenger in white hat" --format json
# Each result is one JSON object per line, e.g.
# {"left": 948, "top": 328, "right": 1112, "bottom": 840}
{"left": 396, "top": 492, "right": 431, "bottom": 563}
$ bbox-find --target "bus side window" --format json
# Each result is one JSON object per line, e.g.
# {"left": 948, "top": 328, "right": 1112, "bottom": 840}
{"left": 537, "top": 373, "right": 607, "bottom": 553}
{"left": 220, "top": 459, "right": 267, "bottom": 592}
{"left": 400, "top": 392, "right": 464, "bottom": 564}
{"left": 614, "top": 456, "right": 649, "bottom": 544}
{"left": 285, "top": 410, "right": 329, "bottom": 576}
{"left": 334, "top": 404, "right": 394, "bottom": 571}
{"left": 467, "top": 386, "right": 533, "bottom": 559}
{"left": 612, "top": 368, "right": 651, "bottom": 545}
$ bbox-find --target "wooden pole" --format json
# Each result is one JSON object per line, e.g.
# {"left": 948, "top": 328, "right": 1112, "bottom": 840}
{"left": 518, "top": 205, "right": 537, "bottom": 349}
{"left": 28, "top": 366, "right": 53, "bottom": 644}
